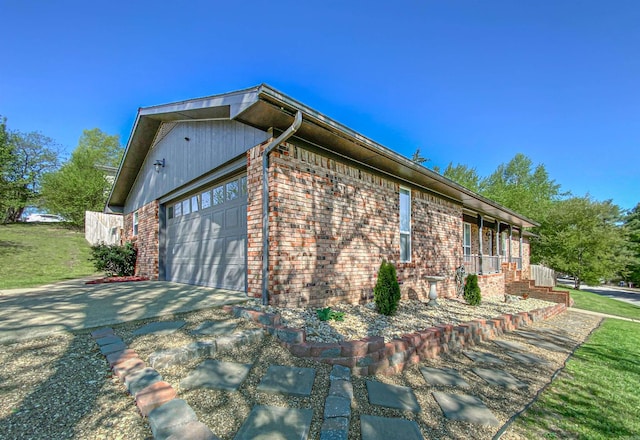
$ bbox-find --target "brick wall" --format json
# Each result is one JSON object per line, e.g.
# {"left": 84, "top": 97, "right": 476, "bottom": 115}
{"left": 247, "top": 141, "right": 462, "bottom": 308}
{"left": 477, "top": 272, "right": 505, "bottom": 298}
{"left": 122, "top": 200, "right": 159, "bottom": 279}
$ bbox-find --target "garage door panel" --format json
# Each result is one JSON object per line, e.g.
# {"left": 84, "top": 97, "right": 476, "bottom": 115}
{"left": 165, "top": 175, "right": 247, "bottom": 291}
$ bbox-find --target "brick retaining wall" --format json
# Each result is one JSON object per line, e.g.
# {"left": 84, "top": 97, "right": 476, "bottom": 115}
{"left": 224, "top": 302, "right": 567, "bottom": 376}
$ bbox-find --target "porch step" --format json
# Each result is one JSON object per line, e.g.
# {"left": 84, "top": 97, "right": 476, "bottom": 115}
{"left": 504, "top": 280, "right": 572, "bottom": 307}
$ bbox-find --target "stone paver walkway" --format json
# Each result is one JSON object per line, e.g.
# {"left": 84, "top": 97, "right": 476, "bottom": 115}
{"left": 257, "top": 365, "right": 316, "bottom": 397}
{"left": 366, "top": 380, "right": 421, "bottom": 413}
{"left": 234, "top": 405, "right": 313, "bottom": 440}
{"left": 361, "top": 415, "right": 424, "bottom": 440}
{"left": 420, "top": 366, "right": 470, "bottom": 388}
{"left": 432, "top": 392, "right": 500, "bottom": 426}
{"left": 180, "top": 359, "right": 252, "bottom": 391}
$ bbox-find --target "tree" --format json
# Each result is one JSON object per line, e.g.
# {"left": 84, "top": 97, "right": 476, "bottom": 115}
{"left": 40, "top": 129, "right": 122, "bottom": 227}
{"left": 410, "top": 147, "right": 429, "bottom": 165}
{"left": 0, "top": 116, "right": 13, "bottom": 217}
{"left": 441, "top": 162, "right": 481, "bottom": 192}
{"left": 2, "top": 130, "right": 59, "bottom": 222}
{"left": 534, "top": 196, "right": 627, "bottom": 289}
{"left": 480, "top": 153, "right": 563, "bottom": 222}
{"left": 623, "top": 203, "right": 640, "bottom": 286}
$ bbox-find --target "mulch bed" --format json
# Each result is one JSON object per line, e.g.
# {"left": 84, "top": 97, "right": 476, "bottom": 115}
{"left": 86, "top": 276, "right": 150, "bottom": 284}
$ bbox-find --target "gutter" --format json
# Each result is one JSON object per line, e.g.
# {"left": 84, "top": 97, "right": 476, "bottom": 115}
{"left": 262, "top": 111, "right": 303, "bottom": 305}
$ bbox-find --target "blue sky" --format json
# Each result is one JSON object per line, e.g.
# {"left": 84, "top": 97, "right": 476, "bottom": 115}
{"left": 1, "top": 0, "right": 638, "bottom": 211}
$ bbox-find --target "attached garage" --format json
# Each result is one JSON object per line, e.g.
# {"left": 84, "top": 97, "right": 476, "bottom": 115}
{"left": 164, "top": 175, "right": 248, "bottom": 291}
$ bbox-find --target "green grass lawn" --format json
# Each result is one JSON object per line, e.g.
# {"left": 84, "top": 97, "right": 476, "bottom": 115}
{"left": 0, "top": 223, "right": 98, "bottom": 289}
{"left": 512, "top": 319, "right": 640, "bottom": 439}
{"left": 557, "top": 286, "right": 640, "bottom": 320}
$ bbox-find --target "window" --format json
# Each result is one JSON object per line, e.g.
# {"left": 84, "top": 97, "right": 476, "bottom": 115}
{"left": 239, "top": 176, "right": 247, "bottom": 195}
{"left": 501, "top": 231, "right": 508, "bottom": 256}
{"left": 133, "top": 211, "right": 139, "bottom": 236}
{"left": 191, "top": 195, "right": 199, "bottom": 213}
{"left": 213, "top": 185, "right": 224, "bottom": 205}
{"left": 168, "top": 206, "right": 174, "bottom": 220}
{"left": 201, "top": 190, "right": 211, "bottom": 209}
{"left": 463, "top": 223, "right": 471, "bottom": 256}
{"left": 399, "top": 187, "right": 411, "bottom": 262}
{"left": 174, "top": 202, "right": 182, "bottom": 217}
{"left": 182, "top": 199, "right": 191, "bottom": 215}
{"left": 226, "top": 180, "right": 239, "bottom": 201}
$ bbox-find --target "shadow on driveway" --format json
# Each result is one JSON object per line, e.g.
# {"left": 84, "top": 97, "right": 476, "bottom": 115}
{"left": 0, "top": 280, "right": 248, "bottom": 343}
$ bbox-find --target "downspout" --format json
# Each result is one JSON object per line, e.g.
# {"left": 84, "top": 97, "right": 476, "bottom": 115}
{"left": 262, "top": 111, "right": 303, "bottom": 305}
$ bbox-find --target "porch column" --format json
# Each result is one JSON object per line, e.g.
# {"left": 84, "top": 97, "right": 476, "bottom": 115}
{"left": 477, "top": 215, "right": 484, "bottom": 275}
{"left": 508, "top": 225, "right": 513, "bottom": 263}
{"left": 519, "top": 228, "right": 523, "bottom": 261}
{"left": 495, "top": 221, "right": 500, "bottom": 260}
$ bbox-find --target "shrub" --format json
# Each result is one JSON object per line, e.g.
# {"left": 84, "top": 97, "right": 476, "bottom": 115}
{"left": 463, "top": 274, "right": 482, "bottom": 306}
{"left": 316, "top": 307, "right": 345, "bottom": 322}
{"left": 374, "top": 260, "right": 401, "bottom": 316}
{"left": 90, "top": 242, "right": 137, "bottom": 277}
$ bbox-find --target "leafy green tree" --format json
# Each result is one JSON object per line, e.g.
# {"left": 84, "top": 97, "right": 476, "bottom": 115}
{"left": 463, "top": 274, "right": 482, "bottom": 305}
{"left": 411, "top": 147, "right": 429, "bottom": 165}
{"left": 623, "top": 203, "right": 640, "bottom": 286}
{"left": 0, "top": 116, "right": 13, "bottom": 217}
{"left": 2, "top": 130, "right": 59, "bottom": 222}
{"left": 534, "top": 197, "right": 627, "bottom": 289}
{"left": 480, "top": 153, "right": 563, "bottom": 222}
{"left": 40, "top": 129, "right": 122, "bottom": 227}
{"left": 374, "top": 261, "right": 401, "bottom": 316}
{"left": 441, "top": 162, "right": 481, "bottom": 192}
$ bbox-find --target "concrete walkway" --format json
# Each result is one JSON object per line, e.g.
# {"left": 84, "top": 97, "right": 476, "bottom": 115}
{"left": 569, "top": 306, "right": 640, "bottom": 323}
{"left": 0, "top": 279, "right": 247, "bottom": 343}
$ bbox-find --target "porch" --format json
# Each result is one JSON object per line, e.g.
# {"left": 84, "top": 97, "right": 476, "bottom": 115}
{"left": 463, "top": 254, "right": 523, "bottom": 275}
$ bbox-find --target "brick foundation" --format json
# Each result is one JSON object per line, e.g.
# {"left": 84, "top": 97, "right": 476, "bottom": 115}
{"left": 224, "top": 303, "right": 567, "bottom": 376}
{"left": 506, "top": 280, "right": 573, "bottom": 307}
{"left": 123, "top": 200, "right": 159, "bottom": 279}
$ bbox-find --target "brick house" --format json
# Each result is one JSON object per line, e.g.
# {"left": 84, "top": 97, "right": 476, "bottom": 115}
{"left": 106, "top": 84, "right": 538, "bottom": 308}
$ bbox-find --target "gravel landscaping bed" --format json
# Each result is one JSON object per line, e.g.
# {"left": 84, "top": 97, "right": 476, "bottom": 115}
{"left": 246, "top": 297, "right": 558, "bottom": 343}
{"left": 0, "top": 300, "right": 602, "bottom": 440}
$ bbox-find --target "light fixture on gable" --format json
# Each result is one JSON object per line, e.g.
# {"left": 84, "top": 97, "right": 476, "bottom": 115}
{"left": 153, "top": 158, "right": 165, "bottom": 173}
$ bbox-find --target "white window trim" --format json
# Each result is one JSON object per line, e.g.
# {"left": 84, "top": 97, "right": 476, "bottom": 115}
{"left": 399, "top": 187, "right": 411, "bottom": 263}
{"left": 463, "top": 222, "right": 471, "bottom": 256}
{"left": 133, "top": 211, "right": 139, "bottom": 236}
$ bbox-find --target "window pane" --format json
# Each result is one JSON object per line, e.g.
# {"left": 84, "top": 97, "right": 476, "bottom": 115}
{"left": 399, "top": 188, "right": 410, "bottom": 232}
{"left": 226, "top": 180, "right": 239, "bottom": 201}
{"left": 174, "top": 202, "right": 182, "bottom": 217}
{"left": 182, "top": 199, "right": 190, "bottom": 215}
{"left": 239, "top": 176, "right": 247, "bottom": 195}
{"left": 168, "top": 206, "right": 174, "bottom": 219}
{"left": 400, "top": 233, "right": 410, "bottom": 262}
{"left": 213, "top": 185, "right": 224, "bottom": 205}
{"left": 201, "top": 190, "right": 211, "bottom": 209}
{"left": 191, "top": 195, "right": 199, "bottom": 212}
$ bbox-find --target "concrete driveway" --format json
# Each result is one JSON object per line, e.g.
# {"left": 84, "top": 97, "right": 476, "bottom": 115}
{"left": 0, "top": 279, "right": 248, "bottom": 344}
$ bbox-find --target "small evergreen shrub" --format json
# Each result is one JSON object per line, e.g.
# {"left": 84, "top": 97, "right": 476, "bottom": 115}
{"left": 374, "top": 260, "right": 401, "bottom": 316}
{"left": 90, "top": 242, "right": 137, "bottom": 277}
{"left": 463, "top": 274, "right": 482, "bottom": 306}
{"left": 316, "top": 307, "right": 345, "bottom": 322}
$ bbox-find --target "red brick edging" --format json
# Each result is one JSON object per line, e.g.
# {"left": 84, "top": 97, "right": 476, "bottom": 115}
{"left": 223, "top": 303, "right": 567, "bottom": 376}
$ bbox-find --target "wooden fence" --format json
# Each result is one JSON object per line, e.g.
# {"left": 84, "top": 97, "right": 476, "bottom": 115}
{"left": 530, "top": 264, "right": 555, "bottom": 287}
{"left": 85, "top": 211, "right": 123, "bottom": 245}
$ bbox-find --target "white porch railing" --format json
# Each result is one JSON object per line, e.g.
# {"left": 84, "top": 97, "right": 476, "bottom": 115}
{"left": 463, "top": 255, "right": 522, "bottom": 274}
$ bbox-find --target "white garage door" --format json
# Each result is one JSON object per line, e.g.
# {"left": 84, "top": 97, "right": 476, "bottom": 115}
{"left": 165, "top": 175, "right": 247, "bottom": 291}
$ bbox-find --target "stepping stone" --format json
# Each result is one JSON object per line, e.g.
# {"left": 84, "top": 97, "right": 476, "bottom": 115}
{"left": 234, "top": 405, "right": 312, "bottom": 440}
{"left": 330, "top": 365, "right": 351, "bottom": 381}
{"left": 366, "top": 380, "right": 421, "bottom": 413}
{"left": 329, "top": 379, "right": 354, "bottom": 399}
{"left": 125, "top": 367, "right": 163, "bottom": 396}
{"left": 420, "top": 366, "right": 470, "bottom": 388}
{"left": 494, "top": 340, "right": 527, "bottom": 351}
{"left": 324, "top": 396, "right": 351, "bottom": 418}
{"left": 181, "top": 359, "right": 252, "bottom": 391}
{"left": 527, "top": 339, "right": 566, "bottom": 352}
{"left": 133, "top": 320, "right": 186, "bottom": 336}
{"left": 100, "top": 341, "right": 128, "bottom": 356}
{"left": 472, "top": 367, "right": 528, "bottom": 389}
{"left": 432, "top": 392, "right": 500, "bottom": 426}
{"left": 257, "top": 365, "right": 316, "bottom": 397}
{"left": 463, "top": 351, "right": 505, "bottom": 365}
{"left": 513, "top": 330, "right": 547, "bottom": 341}
{"left": 320, "top": 417, "right": 349, "bottom": 440}
{"left": 505, "top": 351, "right": 551, "bottom": 365}
{"left": 148, "top": 398, "right": 198, "bottom": 439}
{"left": 360, "top": 415, "right": 423, "bottom": 440}
{"left": 95, "top": 335, "right": 122, "bottom": 347}
{"left": 191, "top": 320, "right": 238, "bottom": 336}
